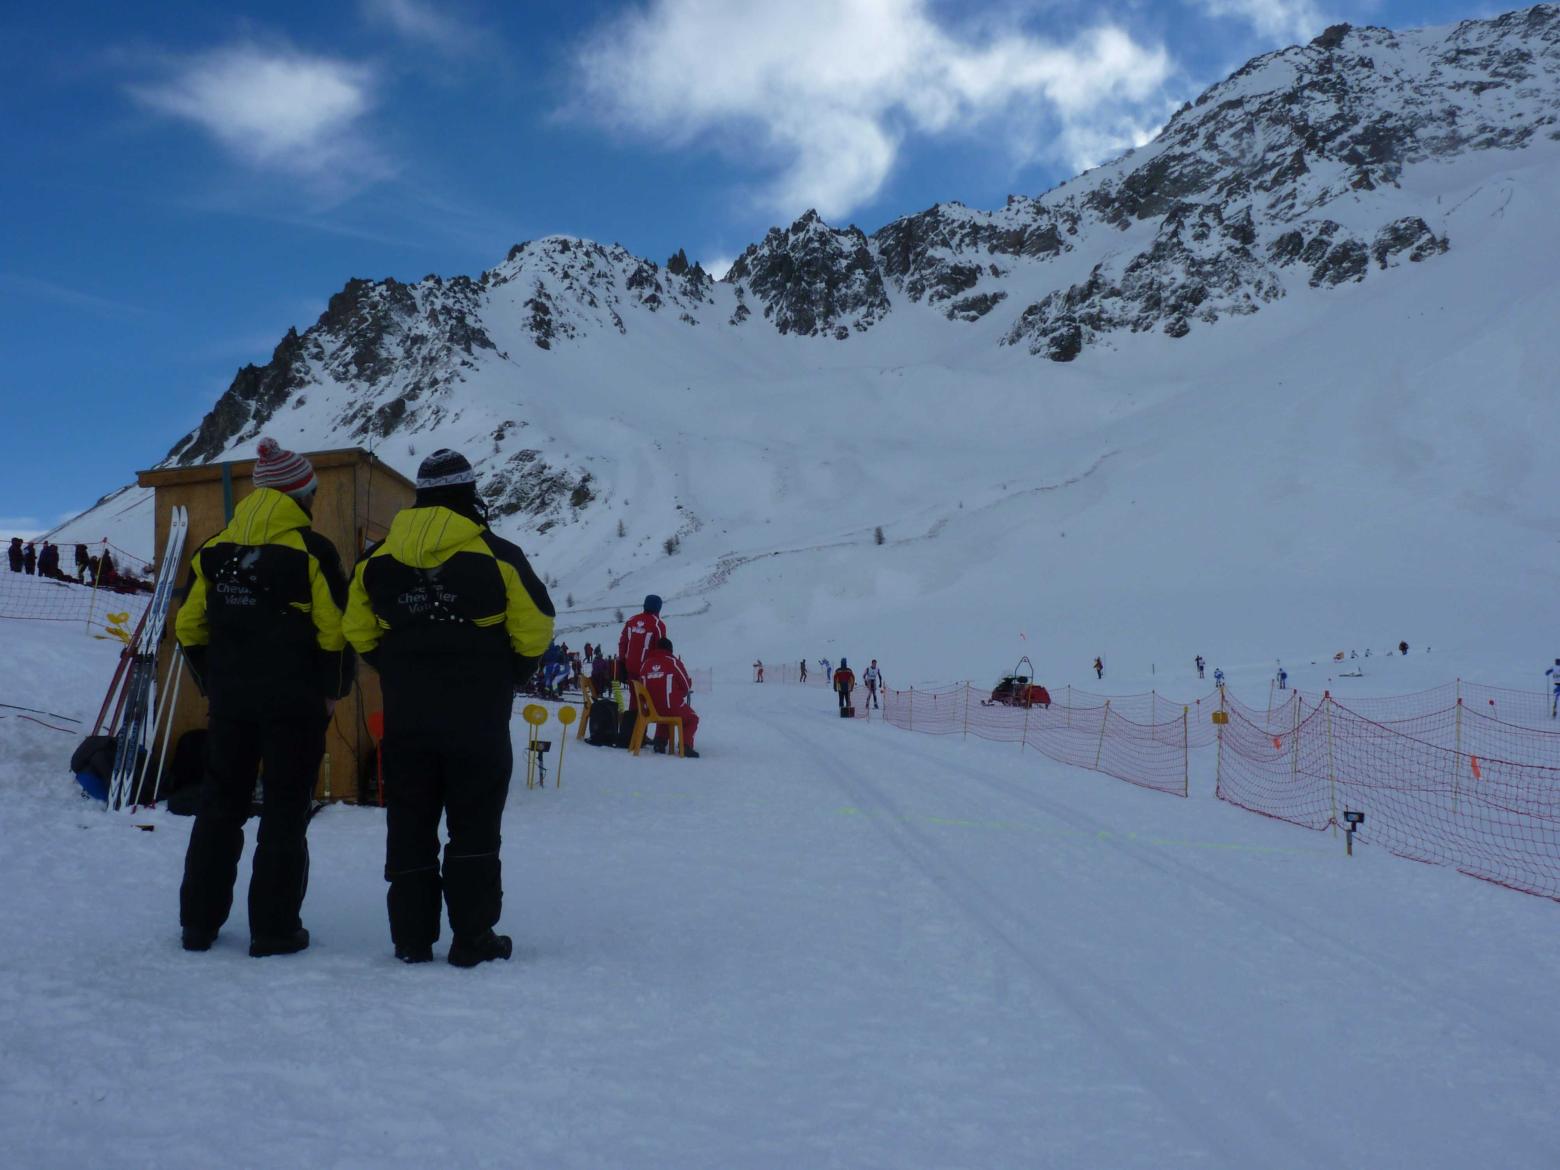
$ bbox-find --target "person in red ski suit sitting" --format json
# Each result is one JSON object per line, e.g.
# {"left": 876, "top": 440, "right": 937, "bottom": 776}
{"left": 618, "top": 594, "right": 666, "bottom": 716}
{"left": 640, "top": 637, "right": 699, "bottom": 757}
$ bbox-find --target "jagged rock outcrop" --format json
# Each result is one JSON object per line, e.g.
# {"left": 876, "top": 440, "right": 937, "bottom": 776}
{"left": 724, "top": 211, "right": 890, "bottom": 338}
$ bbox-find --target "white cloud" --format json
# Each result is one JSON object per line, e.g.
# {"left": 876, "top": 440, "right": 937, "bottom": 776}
{"left": 571, "top": 0, "right": 1173, "bottom": 220}
{"left": 361, "top": 0, "right": 479, "bottom": 54}
{"left": 1198, "top": 0, "right": 1331, "bottom": 45}
{"left": 130, "top": 44, "right": 388, "bottom": 185}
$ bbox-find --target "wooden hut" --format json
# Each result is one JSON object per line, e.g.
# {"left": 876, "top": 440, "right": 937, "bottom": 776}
{"left": 136, "top": 448, "right": 416, "bottom": 802}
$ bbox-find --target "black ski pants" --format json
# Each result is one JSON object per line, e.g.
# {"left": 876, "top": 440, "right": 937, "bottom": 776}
{"left": 383, "top": 727, "right": 512, "bottom": 952}
{"left": 179, "top": 710, "right": 324, "bottom": 940}
{"left": 837, "top": 685, "right": 852, "bottom": 710}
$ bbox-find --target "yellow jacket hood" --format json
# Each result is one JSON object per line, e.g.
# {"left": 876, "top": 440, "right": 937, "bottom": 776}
{"left": 216, "top": 488, "right": 313, "bottom": 546}
{"left": 380, "top": 507, "right": 486, "bottom": 568}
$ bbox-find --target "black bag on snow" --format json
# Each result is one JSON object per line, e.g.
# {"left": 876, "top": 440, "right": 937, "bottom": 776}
{"left": 586, "top": 698, "right": 621, "bottom": 746}
{"left": 614, "top": 707, "right": 638, "bottom": 749}
{"left": 162, "top": 729, "right": 209, "bottom": 816}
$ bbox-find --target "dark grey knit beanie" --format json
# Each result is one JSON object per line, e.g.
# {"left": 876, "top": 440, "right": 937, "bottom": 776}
{"left": 415, "top": 449, "right": 476, "bottom": 490}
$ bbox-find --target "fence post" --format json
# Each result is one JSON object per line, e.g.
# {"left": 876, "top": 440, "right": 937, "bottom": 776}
{"left": 1453, "top": 697, "right": 1463, "bottom": 814}
{"left": 1066, "top": 686, "right": 1071, "bottom": 728}
{"left": 963, "top": 682, "right": 970, "bottom": 741}
{"left": 1325, "top": 692, "right": 1337, "bottom": 835}
{"left": 1182, "top": 706, "right": 1189, "bottom": 796}
{"left": 1020, "top": 697, "right": 1029, "bottom": 753}
{"left": 1094, "top": 700, "right": 1110, "bottom": 769}
{"left": 1215, "top": 687, "right": 1225, "bottom": 796}
{"left": 1292, "top": 693, "right": 1302, "bottom": 800}
{"left": 83, "top": 538, "right": 106, "bottom": 636}
{"left": 908, "top": 686, "right": 913, "bottom": 733}
{"left": 1267, "top": 680, "right": 1275, "bottom": 723}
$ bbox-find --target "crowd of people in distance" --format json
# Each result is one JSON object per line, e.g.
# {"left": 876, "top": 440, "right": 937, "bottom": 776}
{"left": 7, "top": 536, "right": 153, "bottom": 592}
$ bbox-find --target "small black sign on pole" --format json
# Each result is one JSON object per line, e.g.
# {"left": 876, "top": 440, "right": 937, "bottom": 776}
{"left": 1342, "top": 809, "right": 1365, "bottom": 857}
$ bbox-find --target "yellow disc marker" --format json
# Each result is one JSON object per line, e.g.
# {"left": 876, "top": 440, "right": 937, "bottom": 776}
{"left": 522, "top": 704, "right": 548, "bottom": 788}
{"left": 554, "top": 706, "right": 575, "bottom": 788}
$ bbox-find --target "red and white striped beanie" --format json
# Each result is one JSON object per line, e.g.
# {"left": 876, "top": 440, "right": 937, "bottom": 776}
{"left": 252, "top": 437, "right": 317, "bottom": 498}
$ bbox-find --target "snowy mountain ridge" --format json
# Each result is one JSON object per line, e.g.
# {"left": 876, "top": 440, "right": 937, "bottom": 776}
{"left": 45, "top": 4, "right": 1560, "bottom": 682}
{"left": 165, "top": 7, "right": 1559, "bottom": 476}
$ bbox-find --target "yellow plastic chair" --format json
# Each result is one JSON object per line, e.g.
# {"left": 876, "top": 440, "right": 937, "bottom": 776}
{"left": 629, "top": 680, "right": 684, "bottom": 757}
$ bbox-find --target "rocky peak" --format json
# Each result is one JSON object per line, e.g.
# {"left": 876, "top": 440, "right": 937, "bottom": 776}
{"left": 725, "top": 211, "right": 890, "bottom": 338}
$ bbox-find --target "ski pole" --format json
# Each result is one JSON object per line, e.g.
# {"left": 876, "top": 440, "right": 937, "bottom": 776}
{"left": 142, "top": 648, "right": 186, "bottom": 810}
{"left": 132, "top": 646, "right": 181, "bottom": 808}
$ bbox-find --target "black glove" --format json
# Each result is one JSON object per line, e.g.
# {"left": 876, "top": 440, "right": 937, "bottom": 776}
{"left": 513, "top": 653, "right": 540, "bottom": 688}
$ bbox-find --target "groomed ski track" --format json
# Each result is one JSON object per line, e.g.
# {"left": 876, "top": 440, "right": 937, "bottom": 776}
{"left": 3, "top": 680, "right": 1558, "bottom": 1169}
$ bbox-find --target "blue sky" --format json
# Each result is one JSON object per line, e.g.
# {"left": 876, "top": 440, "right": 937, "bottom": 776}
{"left": 1, "top": 0, "right": 1489, "bottom": 531}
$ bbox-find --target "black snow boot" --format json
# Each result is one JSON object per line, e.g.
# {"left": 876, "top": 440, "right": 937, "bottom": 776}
{"left": 182, "top": 927, "right": 217, "bottom": 952}
{"left": 448, "top": 930, "right": 512, "bottom": 968}
{"left": 396, "top": 944, "right": 434, "bottom": 964}
{"left": 249, "top": 927, "right": 310, "bottom": 958}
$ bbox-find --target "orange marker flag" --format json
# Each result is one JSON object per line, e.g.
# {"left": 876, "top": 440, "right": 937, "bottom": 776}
{"left": 1469, "top": 755, "right": 1482, "bottom": 781}
{"left": 1272, "top": 735, "right": 1283, "bottom": 751}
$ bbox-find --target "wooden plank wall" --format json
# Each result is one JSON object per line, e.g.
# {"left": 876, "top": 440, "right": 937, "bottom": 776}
{"left": 144, "top": 451, "right": 414, "bottom": 802}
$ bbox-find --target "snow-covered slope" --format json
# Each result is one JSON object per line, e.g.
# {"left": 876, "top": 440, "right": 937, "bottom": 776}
{"left": 3, "top": 613, "right": 1559, "bottom": 1170}
{"left": 44, "top": 5, "right": 1560, "bottom": 685}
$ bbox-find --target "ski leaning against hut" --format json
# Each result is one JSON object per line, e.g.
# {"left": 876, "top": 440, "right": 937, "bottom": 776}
{"left": 345, "top": 449, "right": 555, "bottom": 967}
{"left": 177, "top": 439, "right": 354, "bottom": 958}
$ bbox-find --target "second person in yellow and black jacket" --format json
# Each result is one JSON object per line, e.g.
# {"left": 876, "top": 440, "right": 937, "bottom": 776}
{"left": 345, "top": 448, "right": 554, "bottom": 967}
{"left": 176, "top": 439, "right": 355, "bottom": 958}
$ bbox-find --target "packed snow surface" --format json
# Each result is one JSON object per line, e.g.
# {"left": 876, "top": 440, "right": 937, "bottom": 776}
{"left": 2, "top": 614, "right": 1557, "bottom": 1170}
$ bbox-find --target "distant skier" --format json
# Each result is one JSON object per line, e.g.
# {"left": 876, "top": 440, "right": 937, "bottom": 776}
{"left": 1092, "top": 656, "right": 1103, "bottom": 680}
{"left": 1547, "top": 659, "right": 1560, "bottom": 718}
{"left": 7, "top": 537, "right": 22, "bottom": 573}
{"left": 1213, "top": 668, "right": 1225, "bottom": 689}
{"left": 753, "top": 659, "right": 765, "bottom": 683}
{"left": 1195, "top": 654, "right": 1205, "bottom": 679}
{"left": 799, "top": 659, "right": 808, "bottom": 683}
{"left": 22, "top": 542, "right": 36, "bottom": 575}
{"left": 862, "top": 659, "right": 883, "bottom": 709}
{"left": 820, "top": 658, "right": 832, "bottom": 681}
{"left": 1399, "top": 641, "right": 1409, "bottom": 656}
{"left": 1276, "top": 666, "right": 1288, "bottom": 691}
{"left": 74, "top": 543, "right": 90, "bottom": 581}
{"left": 833, "top": 659, "right": 855, "bottom": 712}
{"left": 38, "top": 542, "right": 61, "bottom": 579}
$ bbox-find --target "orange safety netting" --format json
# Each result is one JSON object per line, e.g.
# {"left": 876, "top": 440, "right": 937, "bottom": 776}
{"left": 1216, "top": 693, "right": 1560, "bottom": 900}
{"left": 881, "top": 683, "right": 1192, "bottom": 797}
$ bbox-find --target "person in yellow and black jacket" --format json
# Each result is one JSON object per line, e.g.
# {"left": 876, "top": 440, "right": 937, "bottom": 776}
{"left": 345, "top": 449, "right": 554, "bottom": 967}
{"left": 176, "top": 439, "right": 355, "bottom": 958}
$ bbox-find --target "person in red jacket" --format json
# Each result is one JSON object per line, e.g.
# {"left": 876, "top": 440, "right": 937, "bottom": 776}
{"left": 641, "top": 637, "right": 699, "bottom": 757}
{"left": 833, "top": 659, "right": 856, "bottom": 711}
{"left": 618, "top": 594, "right": 666, "bottom": 716}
